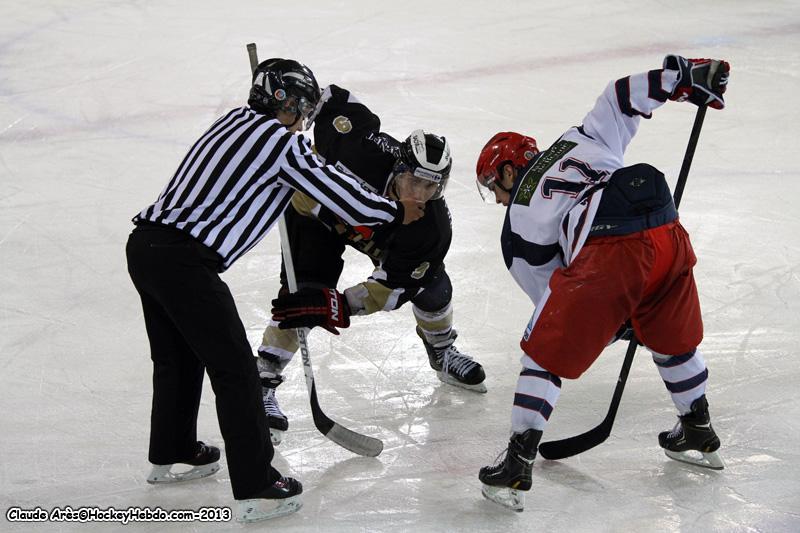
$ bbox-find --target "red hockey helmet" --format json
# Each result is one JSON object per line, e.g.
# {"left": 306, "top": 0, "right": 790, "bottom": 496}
{"left": 475, "top": 132, "right": 539, "bottom": 201}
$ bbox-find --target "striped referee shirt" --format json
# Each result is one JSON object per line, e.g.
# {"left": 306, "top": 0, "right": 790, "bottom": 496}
{"left": 133, "top": 107, "right": 401, "bottom": 271}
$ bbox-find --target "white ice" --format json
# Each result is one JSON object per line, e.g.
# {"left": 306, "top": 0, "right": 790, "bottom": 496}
{"left": 1, "top": 1, "right": 799, "bottom": 532}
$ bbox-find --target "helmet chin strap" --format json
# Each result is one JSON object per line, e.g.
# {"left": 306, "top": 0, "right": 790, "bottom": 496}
{"left": 494, "top": 179, "right": 512, "bottom": 194}
{"left": 492, "top": 164, "right": 516, "bottom": 193}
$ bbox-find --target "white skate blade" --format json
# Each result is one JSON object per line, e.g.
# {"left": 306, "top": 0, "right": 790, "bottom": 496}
{"left": 664, "top": 449, "right": 725, "bottom": 470}
{"left": 147, "top": 462, "right": 220, "bottom": 484}
{"left": 437, "top": 372, "right": 488, "bottom": 393}
{"left": 270, "top": 429, "right": 284, "bottom": 446}
{"left": 481, "top": 484, "right": 524, "bottom": 512}
{"left": 236, "top": 495, "right": 302, "bottom": 522}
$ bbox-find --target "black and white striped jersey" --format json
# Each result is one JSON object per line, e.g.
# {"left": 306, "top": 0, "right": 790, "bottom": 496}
{"left": 133, "top": 107, "right": 401, "bottom": 271}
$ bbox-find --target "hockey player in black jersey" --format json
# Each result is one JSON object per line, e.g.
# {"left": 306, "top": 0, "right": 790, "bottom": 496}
{"left": 261, "top": 85, "right": 487, "bottom": 444}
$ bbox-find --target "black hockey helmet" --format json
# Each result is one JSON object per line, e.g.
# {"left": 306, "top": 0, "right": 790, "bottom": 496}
{"left": 248, "top": 58, "right": 321, "bottom": 123}
{"left": 391, "top": 130, "right": 452, "bottom": 200}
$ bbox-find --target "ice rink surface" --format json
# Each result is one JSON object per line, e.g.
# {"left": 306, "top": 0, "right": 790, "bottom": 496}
{"left": 2, "top": 1, "right": 799, "bottom": 531}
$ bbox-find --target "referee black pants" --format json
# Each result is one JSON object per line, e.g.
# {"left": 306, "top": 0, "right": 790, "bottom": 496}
{"left": 126, "top": 224, "right": 279, "bottom": 499}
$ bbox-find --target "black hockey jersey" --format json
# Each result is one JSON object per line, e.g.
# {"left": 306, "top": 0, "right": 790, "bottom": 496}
{"left": 311, "top": 85, "right": 452, "bottom": 289}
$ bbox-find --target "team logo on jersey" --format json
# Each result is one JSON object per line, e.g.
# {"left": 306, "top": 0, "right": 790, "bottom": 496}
{"left": 333, "top": 116, "right": 352, "bottom": 134}
{"left": 410, "top": 262, "right": 430, "bottom": 280}
{"left": 515, "top": 140, "right": 577, "bottom": 207}
{"left": 629, "top": 176, "right": 647, "bottom": 188}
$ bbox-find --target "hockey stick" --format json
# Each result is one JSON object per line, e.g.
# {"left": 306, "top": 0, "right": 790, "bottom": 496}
{"left": 247, "top": 43, "right": 383, "bottom": 457}
{"left": 538, "top": 105, "right": 708, "bottom": 461}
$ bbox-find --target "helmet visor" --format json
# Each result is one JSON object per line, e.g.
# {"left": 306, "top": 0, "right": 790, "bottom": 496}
{"left": 476, "top": 176, "right": 498, "bottom": 203}
{"left": 279, "top": 96, "right": 315, "bottom": 118}
{"left": 277, "top": 96, "right": 316, "bottom": 130}
{"left": 393, "top": 172, "right": 440, "bottom": 203}
{"left": 296, "top": 96, "right": 315, "bottom": 118}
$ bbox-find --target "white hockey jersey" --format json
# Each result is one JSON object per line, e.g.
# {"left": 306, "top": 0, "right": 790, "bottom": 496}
{"left": 502, "top": 67, "right": 680, "bottom": 306}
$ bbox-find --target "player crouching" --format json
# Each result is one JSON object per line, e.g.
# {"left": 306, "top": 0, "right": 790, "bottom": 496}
{"left": 262, "top": 85, "right": 486, "bottom": 444}
{"left": 475, "top": 55, "right": 729, "bottom": 511}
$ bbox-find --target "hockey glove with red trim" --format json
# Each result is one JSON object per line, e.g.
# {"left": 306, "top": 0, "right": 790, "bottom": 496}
{"left": 317, "top": 206, "right": 389, "bottom": 261}
{"left": 271, "top": 288, "right": 351, "bottom": 335}
{"left": 664, "top": 55, "right": 730, "bottom": 109}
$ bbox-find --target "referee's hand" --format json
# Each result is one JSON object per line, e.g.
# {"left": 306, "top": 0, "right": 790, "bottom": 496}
{"left": 400, "top": 199, "right": 425, "bottom": 224}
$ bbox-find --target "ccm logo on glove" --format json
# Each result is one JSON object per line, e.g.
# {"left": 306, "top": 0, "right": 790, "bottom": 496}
{"left": 271, "top": 287, "right": 351, "bottom": 335}
{"left": 328, "top": 289, "right": 340, "bottom": 322}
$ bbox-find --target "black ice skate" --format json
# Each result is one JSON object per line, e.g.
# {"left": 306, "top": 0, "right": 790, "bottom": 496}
{"left": 659, "top": 395, "right": 724, "bottom": 470}
{"left": 147, "top": 441, "right": 221, "bottom": 484}
{"left": 479, "top": 429, "right": 542, "bottom": 511}
{"left": 259, "top": 367, "right": 289, "bottom": 446}
{"left": 236, "top": 476, "right": 303, "bottom": 522}
{"left": 416, "top": 326, "right": 487, "bottom": 393}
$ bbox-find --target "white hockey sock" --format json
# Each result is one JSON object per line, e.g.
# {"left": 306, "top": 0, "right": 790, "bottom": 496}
{"left": 510, "top": 356, "right": 562, "bottom": 434}
{"left": 258, "top": 320, "right": 298, "bottom": 371}
{"left": 651, "top": 348, "right": 708, "bottom": 415}
{"left": 413, "top": 302, "right": 454, "bottom": 346}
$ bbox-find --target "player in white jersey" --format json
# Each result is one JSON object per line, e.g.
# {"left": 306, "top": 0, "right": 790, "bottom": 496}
{"left": 126, "top": 58, "right": 424, "bottom": 522}
{"left": 473, "top": 56, "right": 730, "bottom": 511}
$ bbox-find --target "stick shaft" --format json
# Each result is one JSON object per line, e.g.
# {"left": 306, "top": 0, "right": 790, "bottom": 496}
{"left": 246, "top": 43, "right": 258, "bottom": 74}
{"left": 673, "top": 105, "right": 707, "bottom": 209}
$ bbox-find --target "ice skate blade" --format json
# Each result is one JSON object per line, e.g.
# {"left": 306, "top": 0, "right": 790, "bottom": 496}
{"left": 664, "top": 449, "right": 725, "bottom": 470}
{"left": 481, "top": 484, "right": 524, "bottom": 512}
{"left": 146, "top": 462, "right": 220, "bottom": 484}
{"left": 236, "top": 495, "right": 302, "bottom": 522}
{"left": 437, "top": 372, "right": 487, "bottom": 393}
{"left": 270, "top": 428, "right": 284, "bottom": 446}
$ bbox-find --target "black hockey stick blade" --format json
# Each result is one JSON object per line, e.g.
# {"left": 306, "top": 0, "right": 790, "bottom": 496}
{"left": 538, "top": 419, "right": 610, "bottom": 461}
{"left": 309, "top": 381, "right": 384, "bottom": 457}
{"left": 539, "top": 338, "right": 639, "bottom": 460}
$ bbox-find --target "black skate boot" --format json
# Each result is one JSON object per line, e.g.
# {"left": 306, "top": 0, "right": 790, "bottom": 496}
{"left": 659, "top": 395, "right": 724, "bottom": 470}
{"left": 237, "top": 476, "right": 303, "bottom": 522}
{"left": 479, "top": 429, "right": 542, "bottom": 511}
{"left": 147, "top": 441, "right": 221, "bottom": 484}
{"left": 416, "top": 326, "right": 486, "bottom": 393}
{"left": 258, "top": 357, "right": 289, "bottom": 445}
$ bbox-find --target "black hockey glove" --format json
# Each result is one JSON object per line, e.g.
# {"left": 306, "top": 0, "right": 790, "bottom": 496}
{"left": 334, "top": 222, "right": 389, "bottom": 261}
{"left": 664, "top": 55, "right": 730, "bottom": 110}
{"left": 317, "top": 205, "right": 389, "bottom": 261}
{"left": 271, "top": 288, "right": 351, "bottom": 335}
